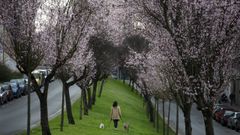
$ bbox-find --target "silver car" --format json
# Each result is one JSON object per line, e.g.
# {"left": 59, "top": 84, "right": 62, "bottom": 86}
{"left": 227, "top": 112, "right": 240, "bottom": 129}
{"left": 0, "top": 87, "right": 8, "bottom": 104}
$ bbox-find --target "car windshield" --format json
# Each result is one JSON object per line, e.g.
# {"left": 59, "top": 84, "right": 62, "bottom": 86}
{"left": 10, "top": 80, "right": 18, "bottom": 83}
{"left": 236, "top": 113, "right": 240, "bottom": 118}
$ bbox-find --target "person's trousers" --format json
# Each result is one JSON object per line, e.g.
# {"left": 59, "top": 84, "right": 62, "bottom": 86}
{"left": 113, "top": 119, "right": 119, "bottom": 128}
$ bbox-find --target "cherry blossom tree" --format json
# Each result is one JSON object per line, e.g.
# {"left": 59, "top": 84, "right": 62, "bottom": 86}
{"left": 87, "top": 32, "right": 118, "bottom": 106}
{"left": 0, "top": 0, "right": 92, "bottom": 134}
{"left": 76, "top": 64, "right": 96, "bottom": 116}
{"left": 0, "top": 1, "right": 44, "bottom": 135}
{"left": 133, "top": 1, "right": 240, "bottom": 135}
{"left": 125, "top": 43, "right": 159, "bottom": 123}
{"left": 56, "top": 42, "right": 94, "bottom": 126}
{"left": 119, "top": 34, "right": 150, "bottom": 83}
{"left": 36, "top": 1, "right": 92, "bottom": 134}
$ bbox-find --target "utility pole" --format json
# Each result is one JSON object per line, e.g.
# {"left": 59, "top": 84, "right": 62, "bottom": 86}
{"left": 27, "top": 53, "right": 31, "bottom": 135}
{"left": 22, "top": 50, "right": 31, "bottom": 135}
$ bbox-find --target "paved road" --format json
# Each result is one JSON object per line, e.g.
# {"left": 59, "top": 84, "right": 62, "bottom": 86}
{"left": 155, "top": 100, "right": 240, "bottom": 135}
{"left": 129, "top": 80, "right": 239, "bottom": 135}
{"left": 0, "top": 80, "right": 81, "bottom": 135}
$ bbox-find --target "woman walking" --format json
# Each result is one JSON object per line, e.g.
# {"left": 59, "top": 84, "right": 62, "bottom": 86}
{"left": 110, "top": 101, "right": 122, "bottom": 128}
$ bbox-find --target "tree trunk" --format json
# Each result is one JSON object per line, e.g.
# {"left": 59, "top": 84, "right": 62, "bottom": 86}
{"left": 122, "top": 70, "right": 125, "bottom": 84}
{"left": 80, "top": 94, "right": 83, "bottom": 120}
{"left": 40, "top": 96, "right": 51, "bottom": 135}
{"left": 64, "top": 85, "right": 75, "bottom": 124}
{"left": 91, "top": 79, "right": 98, "bottom": 105}
{"left": 153, "top": 100, "right": 156, "bottom": 128}
{"left": 131, "top": 82, "right": 134, "bottom": 91}
{"left": 162, "top": 99, "right": 166, "bottom": 135}
{"left": 128, "top": 79, "right": 132, "bottom": 86}
{"left": 82, "top": 88, "right": 88, "bottom": 115}
{"left": 60, "top": 83, "right": 65, "bottom": 131}
{"left": 87, "top": 87, "right": 92, "bottom": 109}
{"left": 147, "top": 98, "right": 154, "bottom": 122}
{"left": 118, "top": 68, "right": 121, "bottom": 79}
{"left": 176, "top": 103, "right": 179, "bottom": 135}
{"left": 98, "top": 79, "right": 105, "bottom": 97}
{"left": 143, "top": 94, "right": 154, "bottom": 122}
{"left": 202, "top": 109, "right": 214, "bottom": 135}
{"left": 167, "top": 101, "right": 172, "bottom": 135}
{"left": 183, "top": 107, "right": 192, "bottom": 135}
{"left": 156, "top": 98, "right": 159, "bottom": 133}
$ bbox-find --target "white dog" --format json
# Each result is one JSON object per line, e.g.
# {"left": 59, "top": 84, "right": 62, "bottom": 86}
{"left": 123, "top": 122, "right": 129, "bottom": 132}
{"left": 99, "top": 123, "right": 105, "bottom": 129}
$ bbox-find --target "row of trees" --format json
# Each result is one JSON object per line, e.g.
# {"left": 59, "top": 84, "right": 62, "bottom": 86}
{"left": 120, "top": 1, "right": 240, "bottom": 135}
{"left": 0, "top": 0, "right": 239, "bottom": 135}
{"left": 0, "top": 0, "right": 121, "bottom": 135}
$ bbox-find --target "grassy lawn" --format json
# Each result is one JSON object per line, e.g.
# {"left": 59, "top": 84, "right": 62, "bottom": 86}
{"left": 23, "top": 79, "right": 174, "bottom": 135}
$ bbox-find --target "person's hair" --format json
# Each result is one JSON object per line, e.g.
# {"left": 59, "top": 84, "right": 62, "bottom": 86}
{"left": 112, "top": 101, "right": 118, "bottom": 107}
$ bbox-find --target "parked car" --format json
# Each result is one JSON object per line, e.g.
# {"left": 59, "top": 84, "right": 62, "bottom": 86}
{"left": 9, "top": 82, "right": 21, "bottom": 98}
{"left": 213, "top": 104, "right": 229, "bottom": 111}
{"left": 213, "top": 104, "right": 227, "bottom": 118}
{"left": 32, "top": 70, "right": 45, "bottom": 86}
{"left": 213, "top": 107, "right": 222, "bottom": 120}
{"left": 220, "top": 110, "right": 235, "bottom": 126}
{"left": 0, "top": 86, "right": 8, "bottom": 104}
{"left": 235, "top": 119, "right": 240, "bottom": 131}
{"left": 214, "top": 107, "right": 234, "bottom": 122}
{"left": 10, "top": 79, "right": 27, "bottom": 95}
{"left": 1, "top": 84, "right": 14, "bottom": 101}
{"left": 32, "top": 68, "right": 54, "bottom": 86}
{"left": 227, "top": 112, "right": 240, "bottom": 129}
{"left": 23, "top": 77, "right": 33, "bottom": 92}
{"left": 18, "top": 79, "right": 27, "bottom": 95}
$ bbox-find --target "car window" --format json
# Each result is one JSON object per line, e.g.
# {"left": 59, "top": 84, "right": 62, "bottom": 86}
{"left": 2, "top": 85, "right": 8, "bottom": 89}
{"left": 0, "top": 88, "right": 4, "bottom": 93}
{"left": 225, "top": 111, "right": 234, "bottom": 115}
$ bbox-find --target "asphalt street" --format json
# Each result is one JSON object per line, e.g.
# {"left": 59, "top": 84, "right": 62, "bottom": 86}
{"left": 155, "top": 100, "right": 240, "bottom": 135}
{"left": 120, "top": 81, "right": 240, "bottom": 135}
{"left": 0, "top": 80, "right": 81, "bottom": 135}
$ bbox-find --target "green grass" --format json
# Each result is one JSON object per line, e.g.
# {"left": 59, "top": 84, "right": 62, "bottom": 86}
{"left": 23, "top": 79, "right": 174, "bottom": 135}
